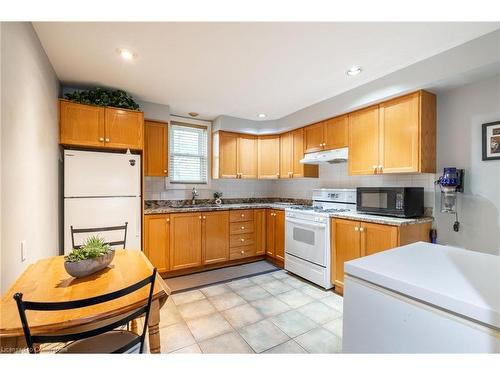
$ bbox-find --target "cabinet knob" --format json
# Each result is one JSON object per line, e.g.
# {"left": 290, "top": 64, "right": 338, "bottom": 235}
{"left": 241, "top": 214, "right": 245, "bottom": 217}
{"left": 163, "top": 169, "right": 167, "bottom": 173}
{"left": 99, "top": 137, "right": 104, "bottom": 142}
{"left": 203, "top": 216, "right": 206, "bottom": 219}
{"left": 241, "top": 226, "right": 245, "bottom": 230}
{"left": 199, "top": 216, "right": 202, "bottom": 220}
{"left": 241, "top": 250, "right": 245, "bottom": 254}
{"left": 378, "top": 165, "right": 383, "bottom": 173}
{"left": 241, "top": 238, "right": 245, "bottom": 242}
{"left": 359, "top": 227, "right": 364, "bottom": 232}
{"left": 166, "top": 218, "right": 170, "bottom": 223}
{"left": 354, "top": 226, "right": 359, "bottom": 231}
{"left": 105, "top": 138, "right": 110, "bottom": 142}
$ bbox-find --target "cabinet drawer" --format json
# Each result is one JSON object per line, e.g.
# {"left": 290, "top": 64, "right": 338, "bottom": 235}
{"left": 230, "top": 233, "right": 255, "bottom": 248}
{"left": 230, "top": 245, "right": 256, "bottom": 260}
{"left": 230, "top": 221, "right": 254, "bottom": 234}
{"left": 230, "top": 210, "right": 254, "bottom": 222}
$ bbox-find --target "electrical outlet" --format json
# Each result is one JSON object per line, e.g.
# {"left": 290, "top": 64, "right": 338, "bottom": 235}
{"left": 21, "top": 240, "right": 27, "bottom": 262}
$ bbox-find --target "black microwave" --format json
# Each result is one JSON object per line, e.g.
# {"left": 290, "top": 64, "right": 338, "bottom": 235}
{"left": 356, "top": 187, "right": 424, "bottom": 218}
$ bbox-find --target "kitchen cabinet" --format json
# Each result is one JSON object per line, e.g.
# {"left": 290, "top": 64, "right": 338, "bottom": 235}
{"left": 238, "top": 134, "right": 258, "bottom": 179}
{"left": 254, "top": 209, "right": 267, "bottom": 255}
{"left": 144, "top": 214, "right": 170, "bottom": 273}
{"left": 60, "top": 100, "right": 105, "bottom": 148}
{"left": 304, "top": 115, "right": 348, "bottom": 153}
{"left": 213, "top": 131, "right": 257, "bottom": 179}
{"left": 348, "top": 91, "right": 436, "bottom": 175}
{"left": 258, "top": 135, "right": 280, "bottom": 179}
{"left": 331, "top": 218, "right": 431, "bottom": 293}
{"left": 202, "top": 211, "right": 230, "bottom": 265}
{"left": 169, "top": 212, "right": 203, "bottom": 271}
{"left": 280, "top": 128, "right": 319, "bottom": 178}
{"left": 59, "top": 100, "right": 144, "bottom": 150}
{"left": 266, "top": 209, "right": 285, "bottom": 261}
{"left": 229, "top": 209, "right": 257, "bottom": 260}
{"left": 144, "top": 120, "right": 168, "bottom": 176}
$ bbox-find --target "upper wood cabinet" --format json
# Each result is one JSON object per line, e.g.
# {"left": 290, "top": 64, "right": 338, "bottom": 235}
{"left": 169, "top": 212, "right": 203, "bottom": 271}
{"left": 348, "top": 106, "right": 380, "bottom": 175}
{"left": 60, "top": 100, "right": 105, "bottom": 148}
{"left": 238, "top": 134, "right": 258, "bottom": 179}
{"left": 144, "top": 120, "right": 168, "bottom": 177}
{"left": 144, "top": 214, "right": 170, "bottom": 273}
{"left": 202, "top": 211, "right": 229, "bottom": 265}
{"left": 59, "top": 100, "right": 144, "bottom": 150}
{"left": 348, "top": 91, "right": 436, "bottom": 175}
{"left": 213, "top": 131, "right": 257, "bottom": 179}
{"left": 258, "top": 135, "right": 280, "bottom": 179}
{"left": 280, "top": 128, "right": 319, "bottom": 178}
{"left": 304, "top": 115, "right": 348, "bottom": 153}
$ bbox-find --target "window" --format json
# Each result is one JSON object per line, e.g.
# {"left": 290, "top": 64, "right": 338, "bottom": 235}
{"left": 169, "top": 122, "right": 208, "bottom": 184}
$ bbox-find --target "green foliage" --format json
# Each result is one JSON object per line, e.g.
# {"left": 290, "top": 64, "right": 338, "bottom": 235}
{"left": 213, "top": 191, "right": 223, "bottom": 199}
{"left": 64, "top": 88, "right": 140, "bottom": 110}
{"left": 65, "top": 235, "right": 113, "bottom": 263}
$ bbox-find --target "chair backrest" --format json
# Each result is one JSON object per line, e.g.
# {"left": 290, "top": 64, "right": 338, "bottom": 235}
{"left": 13, "top": 268, "right": 157, "bottom": 354}
{"left": 71, "top": 222, "right": 128, "bottom": 250}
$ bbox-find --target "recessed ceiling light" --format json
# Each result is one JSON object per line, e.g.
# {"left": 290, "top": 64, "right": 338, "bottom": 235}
{"left": 117, "top": 48, "right": 136, "bottom": 60}
{"left": 258, "top": 113, "right": 267, "bottom": 118}
{"left": 346, "top": 66, "right": 362, "bottom": 76}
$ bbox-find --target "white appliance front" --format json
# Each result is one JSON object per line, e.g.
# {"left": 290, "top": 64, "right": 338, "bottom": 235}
{"left": 64, "top": 150, "right": 141, "bottom": 197}
{"left": 64, "top": 196, "right": 142, "bottom": 254}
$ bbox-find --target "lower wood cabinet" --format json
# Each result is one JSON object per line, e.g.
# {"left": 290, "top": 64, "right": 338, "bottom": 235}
{"left": 266, "top": 209, "right": 285, "bottom": 261}
{"left": 254, "top": 209, "right": 267, "bottom": 255}
{"left": 331, "top": 218, "right": 431, "bottom": 293}
{"left": 169, "top": 212, "right": 203, "bottom": 271}
{"left": 202, "top": 211, "right": 230, "bottom": 265}
{"left": 144, "top": 214, "right": 170, "bottom": 273}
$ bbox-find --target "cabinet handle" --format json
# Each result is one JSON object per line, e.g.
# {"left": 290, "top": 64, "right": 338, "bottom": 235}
{"left": 354, "top": 226, "right": 359, "bottom": 231}
{"left": 199, "top": 216, "right": 202, "bottom": 220}
{"left": 166, "top": 218, "right": 170, "bottom": 223}
{"left": 203, "top": 216, "right": 206, "bottom": 219}
{"left": 241, "top": 226, "right": 245, "bottom": 230}
{"left": 359, "top": 227, "right": 364, "bottom": 232}
{"left": 276, "top": 173, "right": 280, "bottom": 177}
{"left": 241, "top": 250, "right": 245, "bottom": 254}
{"left": 241, "top": 214, "right": 245, "bottom": 218}
{"left": 241, "top": 238, "right": 245, "bottom": 242}
{"left": 378, "top": 165, "right": 383, "bottom": 173}
{"left": 99, "top": 137, "right": 104, "bottom": 142}
{"left": 163, "top": 169, "right": 167, "bottom": 173}
{"left": 105, "top": 138, "right": 110, "bottom": 142}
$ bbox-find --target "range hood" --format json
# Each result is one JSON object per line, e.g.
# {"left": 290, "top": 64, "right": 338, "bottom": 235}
{"left": 299, "top": 147, "right": 348, "bottom": 164}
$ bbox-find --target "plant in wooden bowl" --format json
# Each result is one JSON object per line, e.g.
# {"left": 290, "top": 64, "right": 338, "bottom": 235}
{"left": 64, "top": 236, "right": 115, "bottom": 278}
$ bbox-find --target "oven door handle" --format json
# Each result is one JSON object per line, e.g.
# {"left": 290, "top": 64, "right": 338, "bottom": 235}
{"left": 286, "top": 218, "right": 327, "bottom": 228}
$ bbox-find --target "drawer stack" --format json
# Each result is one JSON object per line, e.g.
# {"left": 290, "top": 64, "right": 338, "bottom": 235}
{"left": 229, "top": 209, "right": 256, "bottom": 260}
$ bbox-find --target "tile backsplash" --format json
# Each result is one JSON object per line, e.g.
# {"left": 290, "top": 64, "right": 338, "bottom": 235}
{"left": 145, "top": 163, "right": 436, "bottom": 209}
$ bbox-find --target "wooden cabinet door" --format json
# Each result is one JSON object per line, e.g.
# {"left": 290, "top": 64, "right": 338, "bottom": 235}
{"left": 332, "top": 219, "right": 361, "bottom": 288}
{"left": 258, "top": 135, "right": 280, "bottom": 179}
{"left": 202, "top": 211, "right": 229, "bottom": 265}
{"left": 348, "top": 106, "right": 380, "bottom": 175}
{"left": 266, "top": 209, "right": 276, "bottom": 258}
{"left": 379, "top": 92, "right": 420, "bottom": 174}
{"left": 254, "top": 209, "right": 267, "bottom": 255}
{"left": 361, "top": 222, "right": 399, "bottom": 257}
{"left": 304, "top": 122, "right": 324, "bottom": 153}
{"left": 218, "top": 131, "right": 238, "bottom": 178}
{"left": 292, "top": 127, "right": 319, "bottom": 178}
{"left": 144, "top": 214, "right": 170, "bottom": 273}
{"left": 274, "top": 210, "right": 285, "bottom": 261}
{"left": 324, "top": 115, "right": 348, "bottom": 150}
{"left": 60, "top": 100, "right": 105, "bottom": 147}
{"left": 237, "top": 135, "right": 258, "bottom": 178}
{"left": 280, "top": 132, "right": 293, "bottom": 178}
{"left": 144, "top": 120, "right": 168, "bottom": 176}
{"left": 104, "top": 108, "right": 144, "bottom": 150}
{"left": 169, "top": 212, "right": 202, "bottom": 270}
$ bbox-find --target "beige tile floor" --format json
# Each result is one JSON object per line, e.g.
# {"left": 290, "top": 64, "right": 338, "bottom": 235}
{"left": 159, "top": 269, "right": 343, "bottom": 354}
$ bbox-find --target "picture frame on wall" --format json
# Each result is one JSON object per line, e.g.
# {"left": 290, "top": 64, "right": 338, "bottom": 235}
{"left": 482, "top": 120, "right": 500, "bottom": 161}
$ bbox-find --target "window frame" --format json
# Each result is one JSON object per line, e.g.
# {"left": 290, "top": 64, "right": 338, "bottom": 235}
{"left": 166, "top": 118, "right": 211, "bottom": 188}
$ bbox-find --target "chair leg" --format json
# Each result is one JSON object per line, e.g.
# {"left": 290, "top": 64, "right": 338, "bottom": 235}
{"left": 130, "top": 319, "right": 139, "bottom": 334}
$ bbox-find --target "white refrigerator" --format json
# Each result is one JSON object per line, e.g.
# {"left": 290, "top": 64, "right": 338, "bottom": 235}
{"left": 64, "top": 150, "right": 142, "bottom": 254}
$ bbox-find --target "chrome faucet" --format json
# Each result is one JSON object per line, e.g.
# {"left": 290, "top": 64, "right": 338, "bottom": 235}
{"left": 191, "top": 187, "right": 199, "bottom": 205}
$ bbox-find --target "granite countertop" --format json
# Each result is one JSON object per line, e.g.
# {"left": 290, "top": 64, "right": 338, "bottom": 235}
{"left": 344, "top": 242, "right": 500, "bottom": 329}
{"left": 144, "top": 200, "right": 433, "bottom": 226}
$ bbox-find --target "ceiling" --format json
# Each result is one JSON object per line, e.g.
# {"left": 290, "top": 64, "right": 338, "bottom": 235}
{"left": 33, "top": 22, "right": 499, "bottom": 121}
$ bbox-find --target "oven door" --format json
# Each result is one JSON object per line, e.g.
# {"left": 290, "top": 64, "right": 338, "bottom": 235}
{"left": 285, "top": 217, "right": 327, "bottom": 267}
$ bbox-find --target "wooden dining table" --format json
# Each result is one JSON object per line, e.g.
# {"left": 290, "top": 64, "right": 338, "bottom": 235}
{"left": 0, "top": 250, "right": 170, "bottom": 353}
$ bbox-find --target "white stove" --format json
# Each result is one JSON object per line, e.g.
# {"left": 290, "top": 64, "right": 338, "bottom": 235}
{"left": 284, "top": 189, "right": 356, "bottom": 289}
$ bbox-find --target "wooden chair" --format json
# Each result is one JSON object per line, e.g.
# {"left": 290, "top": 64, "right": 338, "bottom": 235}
{"left": 13, "top": 269, "right": 157, "bottom": 354}
{"left": 70, "top": 222, "right": 128, "bottom": 249}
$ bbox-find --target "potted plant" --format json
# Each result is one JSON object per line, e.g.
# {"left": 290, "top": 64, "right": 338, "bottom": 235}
{"left": 214, "top": 191, "right": 223, "bottom": 206}
{"left": 64, "top": 88, "right": 140, "bottom": 110}
{"left": 64, "top": 236, "right": 115, "bottom": 278}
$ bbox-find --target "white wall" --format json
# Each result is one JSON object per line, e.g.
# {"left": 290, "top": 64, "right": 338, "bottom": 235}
{"left": 434, "top": 75, "right": 500, "bottom": 255}
{"left": 1, "top": 22, "right": 60, "bottom": 293}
